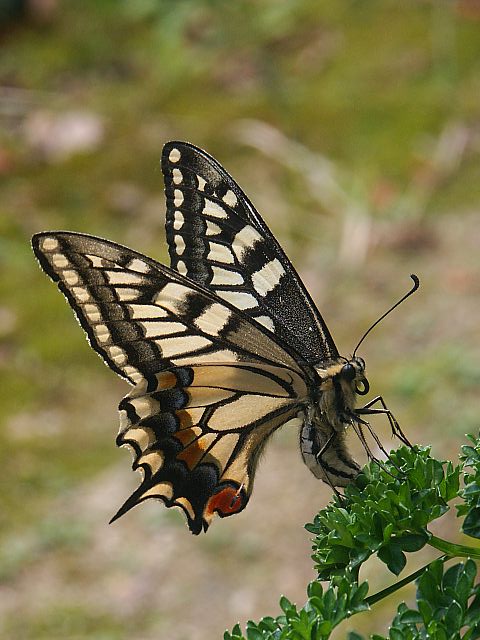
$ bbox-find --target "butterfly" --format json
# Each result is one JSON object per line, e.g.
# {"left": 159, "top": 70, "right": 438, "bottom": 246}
{"left": 32, "top": 141, "right": 416, "bottom": 534}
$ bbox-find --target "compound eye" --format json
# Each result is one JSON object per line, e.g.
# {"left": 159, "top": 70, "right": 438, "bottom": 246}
{"left": 355, "top": 379, "right": 370, "bottom": 396}
{"left": 341, "top": 363, "right": 356, "bottom": 381}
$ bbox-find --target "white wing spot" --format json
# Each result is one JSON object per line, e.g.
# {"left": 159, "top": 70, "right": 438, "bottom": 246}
{"left": 219, "top": 291, "right": 258, "bottom": 310}
{"left": 84, "top": 303, "right": 102, "bottom": 322}
{"left": 202, "top": 198, "right": 228, "bottom": 219}
{"left": 176, "top": 260, "right": 187, "bottom": 275}
{"left": 251, "top": 258, "right": 286, "bottom": 297}
{"left": 173, "top": 210, "right": 184, "bottom": 230}
{"left": 119, "top": 408, "right": 129, "bottom": 430}
{"left": 156, "top": 283, "right": 192, "bottom": 314}
{"left": 232, "top": 225, "right": 262, "bottom": 261}
{"left": 174, "top": 189, "right": 184, "bottom": 207}
{"left": 95, "top": 324, "right": 110, "bottom": 343}
{"left": 118, "top": 288, "right": 141, "bottom": 302}
{"left": 86, "top": 254, "right": 106, "bottom": 268}
{"left": 172, "top": 349, "right": 238, "bottom": 365}
{"left": 139, "top": 451, "right": 165, "bottom": 475}
{"left": 125, "top": 426, "right": 154, "bottom": 452}
{"left": 211, "top": 266, "right": 243, "bottom": 286}
{"left": 223, "top": 190, "right": 237, "bottom": 207}
{"left": 52, "top": 253, "right": 69, "bottom": 268}
{"left": 159, "top": 335, "right": 212, "bottom": 358}
{"left": 123, "top": 366, "right": 143, "bottom": 383}
{"left": 141, "top": 320, "right": 186, "bottom": 338}
{"left": 127, "top": 258, "right": 150, "bottom": 273}
{"left": 205, "top": 220, "right": 222, "bottom": 236}
{"left": 255, "top": 315, "right": 275, "bottom": 332}
{"left": 73, "top": 287, "right": 89, "bottom": 303}
{"left": 174, "top": 234, "right": 186, "bottom": 255}
{"left": 169, "top": 147, "right": 181, "bottom": 163}
{"left": 175, "top": 497, "right": 196, "bottom": 520}
{"left": 172, "top": 168, "right": 183, "bottom": 184}
{"left": 197, "top": 175, "right": 207, "bottom": 191}
{"left": 207, "top": 242, "right": 234, "bottom": 264}
{"left": 194, "top": 303, "right": 231, "bottom": 335}
{"left": 106, "top": 271, "right": 145, "bottom": 286}
{"left": 129, "top": 396, "right": 159, "bottom": 419}
{"left": 63, "top": 270, "right": 80, "bottom": 285}
{"left": 142, "top": 482, "right": 174, "bottom": 500}
{"left": 41, "top": 237, "right": 59, "bottom": 251}
{"left": 129, "top": 304, "right": 168, "bottom": 319}
{"left": 109, "top": 345, "right": 127, "bottom": 366}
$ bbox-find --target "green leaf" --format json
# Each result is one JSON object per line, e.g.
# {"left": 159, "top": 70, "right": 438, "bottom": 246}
{"left": 463, "top": 507, "right": 480, "bottom": 538}
{"left": 465, "top": 558, "right": 478, "bottom": 584}
{"left": 396, "top": 532, "right": 429, "bottom": 552}
{"left": 378, "top": 544, "right": 406, "bottom": 575}
{"left": 418, "top": 571, "right": 440, "bottom": 608}
{"left": 444, "top": 601, "right": 463, "bottom": 634}
{"left": 316, "top": 619, "right": 332, "bottom": 636}
{"left": 245, "top": 628, "right": 265, "bottom": 640}
{"left": 350, "top": 581, "right": 369, "bottom": 607}
{"left": 418, "top": 598, "right": 433, "bottom": 624}
{"left": 279, "top": 596, "right": 293, "bottom": 615}
{"left": 225, "top": 623, "right": 245, "bottom": 640}
{"left": 307, "top": 581, "right": 323, "bottom": 599}
{"left": 398, "top": 608, "right": 423, "bottom": 624}
{"left": 461, "top": 483, "right": 480, "bottom": 496}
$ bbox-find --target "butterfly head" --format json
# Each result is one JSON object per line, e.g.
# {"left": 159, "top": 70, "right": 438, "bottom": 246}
{"left": 339, "top": 356, "right": 369, "bottom": 396}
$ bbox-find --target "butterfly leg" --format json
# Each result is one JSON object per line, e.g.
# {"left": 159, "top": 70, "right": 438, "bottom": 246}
{"left": 351, "top": 413, "right": 401, "bottom": 477}
{"left": 356, "top": 396, "right": 412, "bottom": 447}
{"left": 349, "top": 416, "right": 399, "bottom": 477}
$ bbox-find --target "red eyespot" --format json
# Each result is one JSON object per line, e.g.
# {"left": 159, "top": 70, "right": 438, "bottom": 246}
{"left": 205, "top": 484, "right": 246, "bottom": 518}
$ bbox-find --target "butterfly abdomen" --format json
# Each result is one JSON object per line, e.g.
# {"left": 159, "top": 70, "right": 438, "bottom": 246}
{"left": 300, "top": 409, "right": 361, "bottom": 487}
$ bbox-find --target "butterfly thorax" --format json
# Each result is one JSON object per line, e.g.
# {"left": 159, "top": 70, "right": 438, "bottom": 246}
{"left": 313, "top": 356, "right": 368, "bottom": 431}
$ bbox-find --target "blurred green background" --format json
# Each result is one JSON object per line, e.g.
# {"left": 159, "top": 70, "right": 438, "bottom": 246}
{"left": 1, "top": 1, "right": 480, "bottom": 638}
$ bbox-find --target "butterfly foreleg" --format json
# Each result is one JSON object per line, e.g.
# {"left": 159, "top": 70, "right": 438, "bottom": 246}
{"left": 355, "top": 396, "right": 412, "bottom": 447}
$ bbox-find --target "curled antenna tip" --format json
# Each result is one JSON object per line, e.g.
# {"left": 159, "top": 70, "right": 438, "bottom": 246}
{"left": 410, "top": 274, "right": 420, "bottom": 289}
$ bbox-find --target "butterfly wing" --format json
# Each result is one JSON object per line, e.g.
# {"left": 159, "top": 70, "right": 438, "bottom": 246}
{"left": 113, "top": 363, "right": 303, "bottom": 533}
{"left": 32, "top": 231, "right": 308, "bottom": 532}
{"left": 162, "top": 141, "right": 338, "bottom": 364}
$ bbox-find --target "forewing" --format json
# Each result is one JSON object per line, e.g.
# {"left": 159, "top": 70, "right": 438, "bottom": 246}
{"left": 32, "top": 232, "right": 305, "bottom": 384}
{"left": 113, "top": 363, "right": 306, "bottom": 533}
{"left": 162, "top": 141, "right": 338, "bottom": 364}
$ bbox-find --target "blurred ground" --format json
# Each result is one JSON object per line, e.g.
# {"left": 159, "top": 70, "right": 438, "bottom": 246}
{"left": 1, "top": 1, "right": 480, "bottom": 638}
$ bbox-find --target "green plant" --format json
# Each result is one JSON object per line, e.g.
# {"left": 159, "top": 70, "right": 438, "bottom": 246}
{"left": 225, "top": 435, "right": 480, "bottom": 639}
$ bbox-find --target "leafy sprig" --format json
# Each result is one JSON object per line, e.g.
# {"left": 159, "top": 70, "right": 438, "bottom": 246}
{"left": 224, "top": 434, "right": 480, "bottom": 640}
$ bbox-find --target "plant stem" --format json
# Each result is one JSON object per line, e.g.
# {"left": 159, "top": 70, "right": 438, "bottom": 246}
{"left": 365, "top": 558, "right": 447, "bottom": 606}
{"left": 427, "top": 534, "right": 480, "bottom": 559}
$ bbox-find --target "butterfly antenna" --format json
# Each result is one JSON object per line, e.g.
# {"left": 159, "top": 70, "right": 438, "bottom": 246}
{"left": 352, "top": 274, "right": 420, "bottom": 358}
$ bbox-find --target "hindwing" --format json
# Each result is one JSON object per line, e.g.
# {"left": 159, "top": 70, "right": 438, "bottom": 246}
{"left": 162, "top": 141, "right": 338, "bottom": 364}
{"left": 113, "top": 363, "right": 304, "bottom": 533}
{"left": 32, "top": 231, "right": 309, "bottom": 532}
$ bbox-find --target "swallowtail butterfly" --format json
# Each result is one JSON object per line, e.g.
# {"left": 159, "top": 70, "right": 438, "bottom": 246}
{"left": 32, "top": 141, "right": 416, "bottom": 534}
